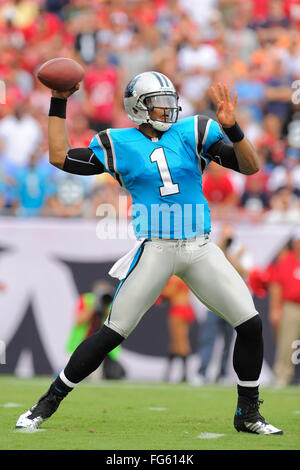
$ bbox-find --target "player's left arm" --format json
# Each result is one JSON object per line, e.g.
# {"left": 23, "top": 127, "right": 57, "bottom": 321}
{"left": 209, "top": 83, "right": 260, "bottom": 175}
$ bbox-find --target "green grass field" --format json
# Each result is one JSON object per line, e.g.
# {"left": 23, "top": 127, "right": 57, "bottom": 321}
{"left": 1, "top": 375, "right": 299, "bottom": 451}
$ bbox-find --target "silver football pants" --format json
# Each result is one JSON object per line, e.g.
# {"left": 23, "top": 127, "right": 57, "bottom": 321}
{"left": 105, "top": 236, "right": 258, "bottom": 338}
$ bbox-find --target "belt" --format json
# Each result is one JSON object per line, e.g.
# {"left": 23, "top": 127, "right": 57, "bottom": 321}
{"left": 147, "top": 233, "right": 210, "bottom": 244}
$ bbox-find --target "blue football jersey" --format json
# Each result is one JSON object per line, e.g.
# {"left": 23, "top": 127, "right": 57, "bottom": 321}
{"left": 89, "top": 115, "right": 224, "bottom": 239}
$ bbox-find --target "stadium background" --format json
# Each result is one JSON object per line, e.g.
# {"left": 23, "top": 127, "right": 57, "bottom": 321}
{"left": 0, "top": 0, "right": 299, "bottom": 384}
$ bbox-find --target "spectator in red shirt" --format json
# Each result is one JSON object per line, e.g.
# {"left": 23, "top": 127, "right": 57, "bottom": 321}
{"left": 22, "top": 10, "right": 64, "bottom": 45}
{"left": 82, "top": 52, "right": 119, "bottom": 132}
{"left": 250, "top": 0, "right": 271, "bottom": 23}
{"left": 203, "top": 162, "right": 238, "bottom": 217}
{"left": 269, "top": 229, "right": 300, "bottom": 385}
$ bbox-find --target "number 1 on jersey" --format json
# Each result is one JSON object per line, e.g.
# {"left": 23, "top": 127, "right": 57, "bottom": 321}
{"left": 150, "top": 147, "right": 180, "bottom": 197}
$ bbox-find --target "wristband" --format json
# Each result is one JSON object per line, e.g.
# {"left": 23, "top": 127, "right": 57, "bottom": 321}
{"left": 222, "top": 121, "right": 244, "bottom": 143}
{"left": 49, "top": 97, "right": 67, "bottom": 119}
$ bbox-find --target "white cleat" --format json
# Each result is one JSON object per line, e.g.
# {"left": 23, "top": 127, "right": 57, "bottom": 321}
{"left": 15, "top": 386, "right": 64, "bottom": 431}
{"left": 243, "top": 420, "right": 283, "bottom": 435}
{"left": 234, "top": 397, "right": 283, "bottom": 435}
{"left": 15, "top": 409, "right": 44, "bottom": 430}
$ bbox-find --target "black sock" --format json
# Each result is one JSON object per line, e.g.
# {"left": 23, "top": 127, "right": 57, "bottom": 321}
{"left": 51, "top": 376, "right": 73, "bottom": 397}
{"left": 60, "top": 325, "right": 124, "bottom": 386}
{"left": 237, "top": 384, "right": 259, "bottom": 400}
{"left": 233, "top": 316, "right": 263, "bottom": 383}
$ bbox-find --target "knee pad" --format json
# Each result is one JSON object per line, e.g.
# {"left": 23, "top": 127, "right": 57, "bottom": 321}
{"left": 235, "top": 314, "right": 262, "bottom": 339}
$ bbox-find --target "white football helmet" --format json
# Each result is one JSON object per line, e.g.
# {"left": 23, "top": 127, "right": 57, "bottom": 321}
{"left": 124, "top": 71, "right": 181, "bottom": 132}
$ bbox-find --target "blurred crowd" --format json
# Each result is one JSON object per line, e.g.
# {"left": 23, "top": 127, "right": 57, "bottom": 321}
{"left": 0, "top": 0, "right": 300, "bottom": 223}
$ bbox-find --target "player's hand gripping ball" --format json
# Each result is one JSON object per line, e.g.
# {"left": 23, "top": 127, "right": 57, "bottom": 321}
{"left": 37, "top": 58, "right": 84, "bottom": 92}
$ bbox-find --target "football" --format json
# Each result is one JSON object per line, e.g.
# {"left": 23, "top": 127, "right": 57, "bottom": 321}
{"left": 37, "top": 57, "right": 85, "bottom": 92}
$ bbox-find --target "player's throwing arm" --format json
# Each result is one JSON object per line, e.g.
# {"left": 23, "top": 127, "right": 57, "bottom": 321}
{"left": 48, "top": 85, "right": 80, "bottom": 169}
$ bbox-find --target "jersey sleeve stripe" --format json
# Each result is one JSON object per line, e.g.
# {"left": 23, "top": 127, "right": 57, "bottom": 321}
{"left": 195, "top": 115, "right": 209, "bottom": 173}
{"left": 107, "top": 129, "right": 118, "bottom": 174}
{"left": 202, "top": 118, "right": 212, "bottom": 148}
{"left": 196, "top": 115, "right": 212, "bottom": 153}
{"left": 107, "top": 129, "right": 125, "bottom": 187}
{"left": 98, "top": 130, "right": 115, "bottom": 173}
{"left": 95, "top": 133, "right": 109, "bottom": 171}
{"left": 98, "top": 130, "right": 124, "bottom": 187}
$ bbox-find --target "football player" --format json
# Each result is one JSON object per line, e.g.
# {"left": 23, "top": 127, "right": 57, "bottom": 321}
{"left": 16, "top": 72, "right": 282, "bottom": 435}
